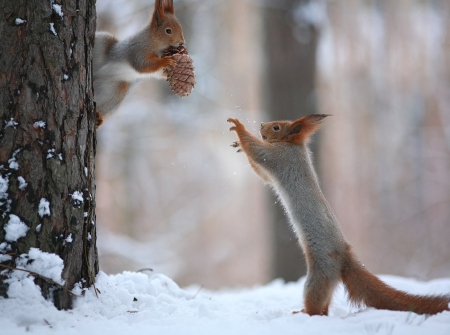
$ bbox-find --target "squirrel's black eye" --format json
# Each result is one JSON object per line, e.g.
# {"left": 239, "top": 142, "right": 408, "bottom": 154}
{"left": 166, "top": 28, "right": 172, "bottom": 34}
{"left": 273, "top": 125, "right": 280, "bottom": 131}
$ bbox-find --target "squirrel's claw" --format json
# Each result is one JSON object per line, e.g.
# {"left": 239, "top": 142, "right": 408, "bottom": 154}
{"left": 227, "top": 118, "right": 243, "bottom": 133}
{"left": 231, "top": 141, "right": 242, "bottom": 152}
{"left": 227, "top": 118, "right": 241, "bottom": 127}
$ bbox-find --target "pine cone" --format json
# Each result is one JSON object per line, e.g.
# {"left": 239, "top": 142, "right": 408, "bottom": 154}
{"left": 162, "top": 46, "right": 195, "bottom": 97}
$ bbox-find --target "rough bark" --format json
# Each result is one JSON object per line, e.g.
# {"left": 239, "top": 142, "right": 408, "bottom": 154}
{"left": 263, "top": 0, "right": 319, "bottom": 282}
{"left": 0, "top": 0, "right": 97, "bottom": 309}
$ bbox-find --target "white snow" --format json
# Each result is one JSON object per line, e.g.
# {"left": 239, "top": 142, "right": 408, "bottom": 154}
{"left": 0, "top": 254, "right": 12, "bottom": 262}
{"left": 13, "top": 248, "right": 65, "bottom": 285}
{"left": 71, "top": 191, "right": 84, "bottom": 203}
{"left": 0, "top": 174, "right": 8, "bottom": 200}
{"left": 15, "top": 18, "right": 26, "bottom": 25}
{"left": 17, "top": 176, "right": 27, "bottom": 190}
{"left": 4, "top": 118, "right": 18, "bottom": 129}
{"left": 8, "top": 159, "right": 18, "bottom": 170}
{"left": 36, "top": 224, "right": 42, "bottom": 233}
{"left": 4, "top": 214, "right": 29, "bottom": 242}
{"left": 8, "top": 149, "right": 21, "bottom": 170}
{"left": 0, "top": 271, "right": 448, "bottom": 334}
{"left": 0, "top": 242, "right": 9, "bottom": 252}
{"left": 49, "top": 23, "right": 57, "bottom": 36}
{"left": 33, "top": 121, "right": 46, "bottom": 129}
{"left": 38, "top": 198, "right": 51, "bottom": 217}
{"left": 65, "top": 234, "right": 73, "bottom": 243}
{"left": 52, "top": 4, "right": 63, "bottom": 17}
{"left": 63, "top": 74, "right": 69, "bottom": 80}
{"left": 46, "top": 148, "right": 55, "bottom": 159}
{"left": 5, "top": 118, "right": 18, "bottom": 129}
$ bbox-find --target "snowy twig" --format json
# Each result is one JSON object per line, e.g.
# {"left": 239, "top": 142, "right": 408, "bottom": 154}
{"left": 191, "top": 285, "right": 203, "bottom": 299}
{"left": 0, "top": 263, "right": 78, "bottom": 297}
{"left": 137, "top": 268, "right": 154, "bottom": 273}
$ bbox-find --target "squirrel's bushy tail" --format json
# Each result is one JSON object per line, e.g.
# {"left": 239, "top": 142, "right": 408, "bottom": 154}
{"left": 341, "top": 251, "right": 450, "bottom": 315}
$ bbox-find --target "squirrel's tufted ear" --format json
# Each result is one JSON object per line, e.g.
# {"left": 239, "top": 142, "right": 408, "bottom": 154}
{"left": 287, "top": 114, "right": 331, "bottom": 144}
{"left": 152, "top": 0, "right": 175, "bottom": 26}
{"left": 152, "top": 0, "right": 166, "bottom": 26}
{"left": 163, "top": 0, "right": 175, "bottom": 14}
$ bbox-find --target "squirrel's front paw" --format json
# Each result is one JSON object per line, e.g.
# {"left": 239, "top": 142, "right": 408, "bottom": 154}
{"left": 231, "top": 141, "right": 242, "bottom": 153}
{"left": 161, "top": 56, "right": 177, "bottom": 69}
{"left": 227, "top": 118, "right": 244, "bottom": 132}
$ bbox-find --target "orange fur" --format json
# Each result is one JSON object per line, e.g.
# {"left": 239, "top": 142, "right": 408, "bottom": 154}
{"left": 138, "top": 54, "right": 176, "bottom": 74}
{"left": 342, "top": 250, "right": 450, "bottom": 315}
{"left": 259, "top": 114, "right": 330, "bottom": 145}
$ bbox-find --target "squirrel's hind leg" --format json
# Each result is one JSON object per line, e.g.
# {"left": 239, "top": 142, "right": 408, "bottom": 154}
{"left": 303, "top": 275, "right": 336, "bottom": 316}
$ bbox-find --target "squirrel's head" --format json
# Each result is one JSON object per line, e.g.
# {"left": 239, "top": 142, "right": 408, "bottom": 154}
{"left": 150, "top": 0, "right": 185, "bottom": 52}
{"left": 260, "top": 114, "right": 330, "bottom": 144}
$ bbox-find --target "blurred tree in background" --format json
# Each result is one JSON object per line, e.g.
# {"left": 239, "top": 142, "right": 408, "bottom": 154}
{"left": 262, "top": 0, "right": 322, "bottom": 282}
{"left": 318, "top": 0, "right": 450, "bottom": 280}
{"left": 95, "top": 0, "right": 450, "bottom": 288}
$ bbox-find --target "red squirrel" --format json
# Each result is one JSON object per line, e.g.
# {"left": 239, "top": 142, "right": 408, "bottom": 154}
{"left": 228, "top": 114, "right": 450, "bottom": 316}
{"left": 93, "top": 0, "right": 185, "bottom": 126}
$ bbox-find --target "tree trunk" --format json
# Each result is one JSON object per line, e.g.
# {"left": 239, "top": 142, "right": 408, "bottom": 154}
{"left": 263, "top": 0, "right": 320, "bottom": 282}
{"left": 0, "top": 0, "right": 98, "bottom": 310}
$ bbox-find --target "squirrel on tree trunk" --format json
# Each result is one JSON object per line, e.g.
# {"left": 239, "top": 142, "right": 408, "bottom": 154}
{"left": 93, "top": 0, "right": 185, "bottom": 127}
{"left": 228, "top": 114, "right": 450, "bottom": 316}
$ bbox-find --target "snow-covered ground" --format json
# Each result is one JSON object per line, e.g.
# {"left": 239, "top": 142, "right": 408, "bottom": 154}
{"left": 1, "top": 269, "right": 450, "bottom": 335}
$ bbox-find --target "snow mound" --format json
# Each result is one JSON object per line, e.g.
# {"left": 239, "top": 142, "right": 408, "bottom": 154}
{"left": 3, "top": 215, "right": 28, "bottom": 242}
{"left": 0, "top": 271, "right": 449, "bottom": 335}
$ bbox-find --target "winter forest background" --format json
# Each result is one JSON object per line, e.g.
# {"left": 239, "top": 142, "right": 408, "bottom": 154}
{"left": 95, "top": 0, "right": 450, "bottom": 289}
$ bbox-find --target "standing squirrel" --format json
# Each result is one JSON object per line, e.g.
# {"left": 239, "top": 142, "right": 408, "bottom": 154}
{"left": 227, "top": 114, "right": 450, "bottom": 316}
{"left": 93, "top": 0, "right": 185, "bottom": 127}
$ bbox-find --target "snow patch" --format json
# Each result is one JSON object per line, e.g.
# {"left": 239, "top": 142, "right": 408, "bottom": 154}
{"left": 49, "top": 23, "right": 57, "bottom": 36}
{"left": 0, "top": 242, "right": 10, "bottom": 252}
{"left": 46, "top": 148, "right": 55, "bottom": 159}
{"left": 33, "top": 121, "right": 46, "bottom": 129}
{"left": 17, "top": 176, "right": 27, "bottom": 190}
{"left": 71, "top": 191, "right": 84, "bottom": 205}
{"left": 52, "top": 4, "right": 63, "bottom": 17}
{"left": 0, "top": 254, "right": 12, "bottom": 263}
{"left": 38, "top": 198, "right": 51, "bottom": 217}
{"left": 63, "top": 74, "right": 69, "bottom": 80}
{"left": 36, "top": 224, "right": 42, "bottom": 233}
{"left": 8, "top": 149, "right": 21, "bottom": 170}
{"left": 14, "top": 18, "right": 26, "bottom": 25}
{"left": 14, "top": 248, "right": 65, "bottom": 285}
{"left": 4, "top": 118, "right": 18, "bottom": 129}
{"left": 4, "top": 214, "right": 29, "bottom": 242}
{"left": 65, "top": 234, "right": 73, "bottom": 243}
{"left": 0, "top": 174, "right": 8, "bottom": 200}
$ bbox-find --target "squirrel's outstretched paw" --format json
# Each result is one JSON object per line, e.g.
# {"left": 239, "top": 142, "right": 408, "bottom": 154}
{"left": 231, "top": 141, "right": 242, "bottom": 152}
{"left": 231, "top": 141, "right": 240, "bottom": 148}
{"left": 227, "top": 118, "right": 241, "bottom": 126}
{"left": 227, "top": 118, "right": 243, "bottom": 132}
